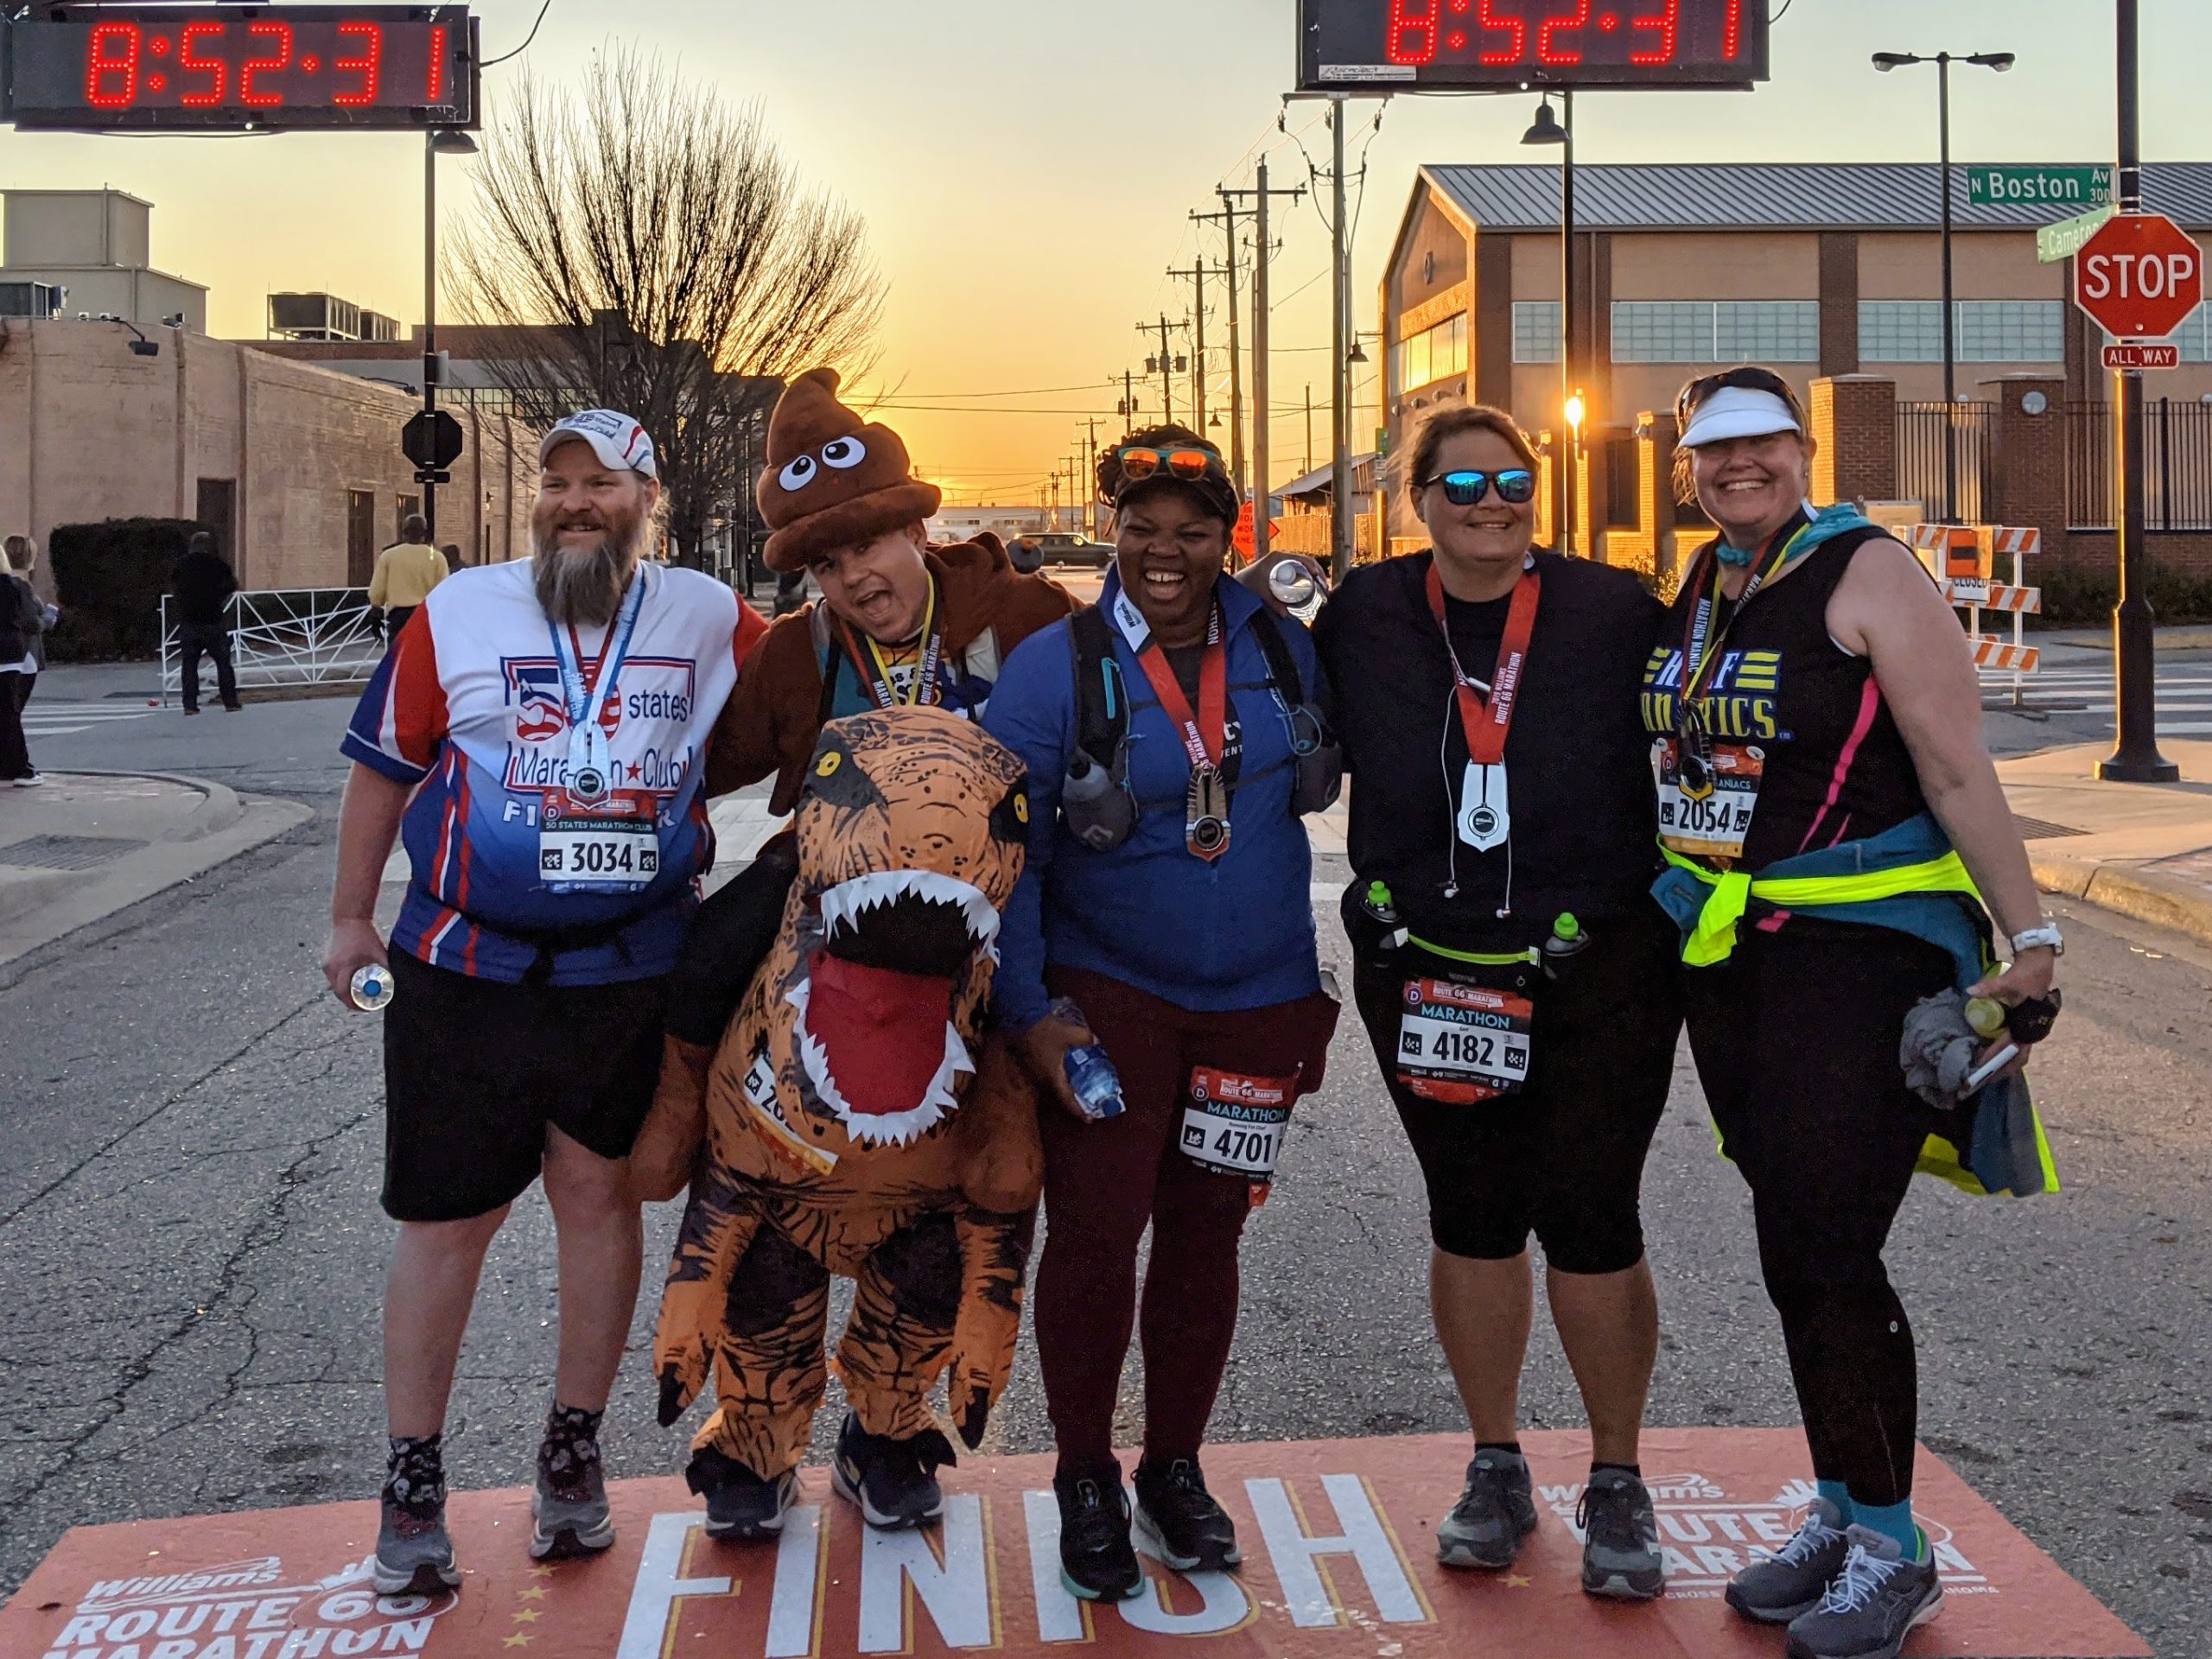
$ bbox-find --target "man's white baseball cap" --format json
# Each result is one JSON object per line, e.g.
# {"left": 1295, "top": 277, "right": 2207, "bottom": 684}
{"left": 542, "top": 410, "right": 658, "bottom": 479}
{"left": 1679, "top": 385, "right": 1803, "bottom": 450}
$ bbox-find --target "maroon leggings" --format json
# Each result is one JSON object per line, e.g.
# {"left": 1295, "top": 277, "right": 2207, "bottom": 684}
{"left": 1033, "top": 967, "right": 1338, "bottom": 1480}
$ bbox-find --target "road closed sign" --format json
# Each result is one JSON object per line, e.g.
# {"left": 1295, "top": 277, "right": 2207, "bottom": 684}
{"left": 2073, "top": 212, "right": 2204, "bottom": 340}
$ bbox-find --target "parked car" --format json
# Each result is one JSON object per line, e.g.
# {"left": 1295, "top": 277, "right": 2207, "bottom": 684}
{"left": 1035, "top": 532, "right": 1115, "bottom": 569}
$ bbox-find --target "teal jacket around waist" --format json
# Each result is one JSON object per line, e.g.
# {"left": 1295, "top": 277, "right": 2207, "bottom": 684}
{"left": 1654, "top": 812, "right": 2059, "bottom": 1199}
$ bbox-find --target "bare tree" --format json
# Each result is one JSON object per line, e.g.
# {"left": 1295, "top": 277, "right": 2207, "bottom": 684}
{"left": 448, "top": 48, "right": 884, "bottom": 568}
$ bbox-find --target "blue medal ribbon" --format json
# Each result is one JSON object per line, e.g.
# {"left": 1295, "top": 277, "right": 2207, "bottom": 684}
{"left": 547, "top": 573, "right": 645, "bottom": 801}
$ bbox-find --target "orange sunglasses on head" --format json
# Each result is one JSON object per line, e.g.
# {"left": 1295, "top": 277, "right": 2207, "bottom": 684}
{"left": 1117, "top": 446, "right": 1218, "bottom": 483}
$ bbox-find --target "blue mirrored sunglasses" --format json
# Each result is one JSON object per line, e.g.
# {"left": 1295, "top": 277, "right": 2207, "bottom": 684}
{"left": 1421, "top": 468, "right": 1537, "bottom": 507}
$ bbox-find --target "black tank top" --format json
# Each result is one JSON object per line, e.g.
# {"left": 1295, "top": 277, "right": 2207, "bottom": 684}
{"left": 1642, "top": 526, "right": 1928, "bottom": 869}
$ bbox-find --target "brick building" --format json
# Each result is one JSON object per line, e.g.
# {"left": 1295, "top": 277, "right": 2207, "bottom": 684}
{"left": 1376, "top": 161, "right": 2212, "bottom": 580}
{"left": 0, "top": 318, "right": 537, "bottom": 592}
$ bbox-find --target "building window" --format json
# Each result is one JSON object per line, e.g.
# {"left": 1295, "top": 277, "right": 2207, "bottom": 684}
{"left": 1514, "top": 302, "right": 1561, "bottom": 364}
{"left": 1611, "top": 301, "right": 1818, "bottom": 364}
{"left": 1395, "top": 311, "right": 1468, "bottom": 394}
{"left": 1860, "top": 300, "right": 2065, "bottom": 362}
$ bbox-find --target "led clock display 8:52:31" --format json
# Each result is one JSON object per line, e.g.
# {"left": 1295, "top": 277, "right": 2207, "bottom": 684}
{"left": 1299, "top": 0, "right": 1770, "bottom": 89}
{"left": 2, "top": 5, "right": 477, "bottom": 130}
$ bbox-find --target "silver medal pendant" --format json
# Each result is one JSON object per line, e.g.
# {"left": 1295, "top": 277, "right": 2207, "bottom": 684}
{"left": 1187, "top": 766, "right": 1231, "bottom": 860}
{"left": 1456, "top": 761, "right": 1510, "bottom": 851}
{"left": 570, "top": 726, "right": 613, "bottom": 804}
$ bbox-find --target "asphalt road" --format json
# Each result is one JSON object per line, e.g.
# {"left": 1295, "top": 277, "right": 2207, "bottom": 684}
{"left": 0, "top": 660, "right": 2209, "bottom": 1656}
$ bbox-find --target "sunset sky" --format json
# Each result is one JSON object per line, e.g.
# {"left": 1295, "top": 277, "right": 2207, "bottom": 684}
{"left": 8, "top": 0, "right": 2206, "bottom": 504}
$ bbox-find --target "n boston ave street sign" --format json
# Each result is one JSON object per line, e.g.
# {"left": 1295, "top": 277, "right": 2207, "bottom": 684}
{"left": 2074, "top": 213, "right": 2204, "bottom": 341}
{"left": 1968, "top": 166, "right": 2113, "bottom": 208}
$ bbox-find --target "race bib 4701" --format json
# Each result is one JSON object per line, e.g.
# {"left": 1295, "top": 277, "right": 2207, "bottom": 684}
{"left": 1179, "top": 1065, "right": 1298, "bottom": 1182}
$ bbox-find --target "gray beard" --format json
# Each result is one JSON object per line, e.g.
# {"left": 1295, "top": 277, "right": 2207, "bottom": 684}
{"left": 534, "top": 536, "right": 639, "bottom": 626}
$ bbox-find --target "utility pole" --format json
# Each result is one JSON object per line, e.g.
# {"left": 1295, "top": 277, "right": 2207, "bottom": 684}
{"left": 1084, "top": 418, "right": 1103, "bottom": 540}
{"left": 1224, "top": 161, "right": 1306, "bottom": 568}
{"left": 1118, "top": 369, "right": 1140, "bottom": 433}
{"left": 1166, "top": 261, "right": 1211, "bottom": 432}
{"left": 1138, "top": 315, "right": 1183, "bottom": 426}
{"left": 1329, "top": 95, "right": 1354, "bottom": 582}
{"left": 1306, "top": 384, "right": 1314, "bottom": 476}
{"left": 1195, "top": 204, "right": 1248, "bottom": 493}
{"left": 2103, "top": 2, "right": 2174, "bottom": 778}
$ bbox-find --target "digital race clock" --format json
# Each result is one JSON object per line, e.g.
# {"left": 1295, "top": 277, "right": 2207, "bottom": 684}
{"left": 1298, "top": 0, "right": 1770, "bottom": 91}
{"left": 2, "top": 5, "right": 478, "bottom": 131}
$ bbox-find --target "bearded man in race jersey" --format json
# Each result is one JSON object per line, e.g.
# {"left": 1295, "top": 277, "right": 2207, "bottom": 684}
{"left": 325, "top": 410, "right": 766, "bottom": 1595}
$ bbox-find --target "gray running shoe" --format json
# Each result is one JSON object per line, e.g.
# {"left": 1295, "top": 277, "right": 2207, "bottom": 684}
{"left": 1784, "top": 1527, "right": 1942, "bottom": 1659}
{"left": 531, "top": 1436, "right": 615, "bottom": 1560}
{"left": 1726, "top": 1496, "right": 1852, "bottom": 1624}
{"left": 1435, "top": 1449, "right": 1537, "bottom": 1570}
{"left": 1575, "top": 1469, "right": 1665, "bottom": 1600}
{"left": 374, "top": 1492, "right": 460, "bottom": 1597}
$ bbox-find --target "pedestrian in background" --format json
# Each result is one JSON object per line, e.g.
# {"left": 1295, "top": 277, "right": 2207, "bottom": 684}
{"left": 3, "top": 535, "right": 56, "bottom": 711}
{"left": 368, "top": 513, "right": 448, "bottom": 646}
{"left": 169, "top": 531, "right": 242, "bottom": 715}
{"left": 440, "top": 542, "right": 464, "bottom": 574}
{"left": 0, "top": 535, "right": 50, "bottom": 785}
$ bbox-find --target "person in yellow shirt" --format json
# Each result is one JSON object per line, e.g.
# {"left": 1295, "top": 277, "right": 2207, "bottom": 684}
{"left": 368, "top": 515, "right": 449, "bottom": 646}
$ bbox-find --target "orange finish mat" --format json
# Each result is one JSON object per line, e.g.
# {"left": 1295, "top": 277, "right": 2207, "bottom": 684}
{"left": 3, "top": 1429, "right": 2148, "bottom": 1659}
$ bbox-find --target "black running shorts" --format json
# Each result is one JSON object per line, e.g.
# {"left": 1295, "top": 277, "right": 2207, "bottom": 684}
{"left": 380, "top": 951, "right": 667, "bottom": 1223}
{"left": 1350, "top": 902, "right": 1683, "bottom": 1275}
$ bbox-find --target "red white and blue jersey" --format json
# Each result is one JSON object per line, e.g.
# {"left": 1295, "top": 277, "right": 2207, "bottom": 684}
{"left": 342, "top": 559, "right": 767, "bottom": 986}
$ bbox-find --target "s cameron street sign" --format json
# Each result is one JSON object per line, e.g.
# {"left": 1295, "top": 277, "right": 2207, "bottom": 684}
{"left": 1968, "top": 166, "right": 2113, "bottom": 207}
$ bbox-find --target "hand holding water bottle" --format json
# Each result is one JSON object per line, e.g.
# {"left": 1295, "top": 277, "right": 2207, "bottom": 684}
{"left": 322, "top": 917, "right": 391, "bottom": 1012}
{"left": 1020, "top": 998, "right": 1124, "bottom": 1122}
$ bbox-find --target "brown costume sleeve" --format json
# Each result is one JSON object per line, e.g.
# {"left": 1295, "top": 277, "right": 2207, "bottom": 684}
{"left": 703, "top": 614, "right": 819, "bottom": 802}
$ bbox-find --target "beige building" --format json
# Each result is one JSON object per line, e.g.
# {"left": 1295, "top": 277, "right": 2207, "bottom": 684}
{"left": 0, "top": 189, "right": 208, "bottom": 335}
{"left": 0, "top": 318, "right": 538, "bottom": 591}
{"left": 1379, "top": 162, "right": 2212, "bottom": 535}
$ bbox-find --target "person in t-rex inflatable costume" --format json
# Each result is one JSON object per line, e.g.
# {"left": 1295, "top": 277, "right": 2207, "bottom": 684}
{"left": 653, "top": 705, "right": 1041, "bottom": 1539}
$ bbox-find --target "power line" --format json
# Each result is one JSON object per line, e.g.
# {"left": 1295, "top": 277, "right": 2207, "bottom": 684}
{"left": 481, "top": 0, "right": 556, "bottom": 67}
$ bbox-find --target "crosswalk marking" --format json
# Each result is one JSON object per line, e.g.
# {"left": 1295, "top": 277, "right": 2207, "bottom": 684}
{"left": 22, "top": 701, "right": 162, "bottom": 738}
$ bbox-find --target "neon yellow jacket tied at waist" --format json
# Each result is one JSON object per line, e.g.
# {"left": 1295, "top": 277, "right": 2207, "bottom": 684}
{"left": 1651, "top": 812, "right": 2058, "bottom": 1199}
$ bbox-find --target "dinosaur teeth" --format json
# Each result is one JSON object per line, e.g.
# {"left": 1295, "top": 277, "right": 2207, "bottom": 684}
{"left": 814, "top": 869, "right": 1001, "bottom": 947}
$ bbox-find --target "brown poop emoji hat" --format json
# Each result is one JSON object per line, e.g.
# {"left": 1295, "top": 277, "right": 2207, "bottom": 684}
{"left": 758, "top": 368, "right": 942, "bottom": 572}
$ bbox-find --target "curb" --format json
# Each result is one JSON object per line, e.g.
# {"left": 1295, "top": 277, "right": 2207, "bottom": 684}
{"left": 40, "top": 769, "right": 244, "bottom": 839}
{"left": 2031, "top": 854, "right": 2212, "bottom": 949}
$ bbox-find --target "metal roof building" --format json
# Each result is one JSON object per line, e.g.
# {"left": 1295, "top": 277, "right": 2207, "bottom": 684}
{"left": 1377, "top": 158, "right": 2212, "bottom": 472}
{"left": 1414, "top": 162, "right": 2212, "bottom": 235}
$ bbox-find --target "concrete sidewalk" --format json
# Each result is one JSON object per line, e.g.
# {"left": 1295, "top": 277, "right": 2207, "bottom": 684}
{"left": 0, "top": 771, "right": 311, "bottom": 969}
{"left": 2002, "top": 738, "right": 2212, "bottom": 944}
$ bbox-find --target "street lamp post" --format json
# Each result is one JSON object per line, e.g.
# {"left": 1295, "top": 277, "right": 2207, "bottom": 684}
{"left": 1872, "top": 49, "right": 2014, "bottom": 523}
{"left": 422, "top": 126, "right": 480, "bottom": 540}
{"left": 1522, "top": 95, "right": 1573, "bottom": 555}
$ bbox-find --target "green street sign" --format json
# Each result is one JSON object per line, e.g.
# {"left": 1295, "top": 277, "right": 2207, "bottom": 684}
{"left": 1969, "top": 166, "right": 2114, "bottom": 208}
{"left": 2037, "top": 203, "right": 2120, "bottom": 264}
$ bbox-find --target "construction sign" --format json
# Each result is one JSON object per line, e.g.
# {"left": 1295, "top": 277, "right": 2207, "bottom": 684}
{"left": 2, "top": 1432, "right": 2148, "bottom": 1659}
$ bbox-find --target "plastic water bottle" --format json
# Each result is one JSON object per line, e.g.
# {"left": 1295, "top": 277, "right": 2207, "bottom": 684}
{"left": 1965, "top": 995, "right": 2009, "bottom": 1039}
{"left": 350, "top": 963, "right": 396, "bottom": 1012}
{"left": 1541, "top": 913, "right": 1590, "bottom": 982}
{"left": 1362, "top": 881, "right": 1408, "bottom": 951}
{"left": 1049, "top": 997, "right": 1125, "bottom": 1122}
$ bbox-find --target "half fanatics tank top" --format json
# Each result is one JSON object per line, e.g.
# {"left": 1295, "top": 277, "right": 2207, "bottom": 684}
{"left": 1643, "top": 527, "right": 1929, "bottom": 870}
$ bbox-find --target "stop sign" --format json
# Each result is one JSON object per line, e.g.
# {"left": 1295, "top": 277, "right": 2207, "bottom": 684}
{"left": 2074, "top": 212, "right": 2204, "bottom": 340}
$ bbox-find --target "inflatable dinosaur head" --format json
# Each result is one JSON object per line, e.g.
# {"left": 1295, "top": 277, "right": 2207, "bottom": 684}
{"left": 786, "top": 708, "right": 1029, "bottom": 1147}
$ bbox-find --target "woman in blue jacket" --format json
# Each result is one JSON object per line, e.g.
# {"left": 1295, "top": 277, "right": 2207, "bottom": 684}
{"left": 984, "top": 427, "right": 1340, "bottom": 1603}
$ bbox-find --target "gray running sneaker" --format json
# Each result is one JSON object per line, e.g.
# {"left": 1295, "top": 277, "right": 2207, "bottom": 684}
{"left": 1435, "top": 1449, "right": 1537, "bottom": 1570}
{"left": 1726, "top": 1496, "right": 1853, "bottom": 1624}
{"left": 374, "top": 1493, "right": 460, "bottom": 1597}
{"left": 1784, "top": 1527, "right": 1942, "bottom": 1659}
{"left": 531, "top": 1433, "right": 615, "bottom": 1560}
{"left": 1575, "top": 1469, "right": 1665, "bottom": 1600}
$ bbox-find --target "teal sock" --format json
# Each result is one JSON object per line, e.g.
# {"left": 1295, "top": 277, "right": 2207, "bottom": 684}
{"left": 1815, "top": 1479, "right": 1854, "bottom": 1523}
{"left": 1853, "top": 1497, "right": 1924, "bottom": 1561}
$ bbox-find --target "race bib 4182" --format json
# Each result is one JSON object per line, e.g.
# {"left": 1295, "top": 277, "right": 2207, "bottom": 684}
{"left": 1395, "top": 977, "right": 1533, "bottom": 1104}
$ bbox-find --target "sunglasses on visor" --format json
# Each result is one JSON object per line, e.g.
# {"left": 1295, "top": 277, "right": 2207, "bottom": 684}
{"left": 1421, "top": 468, "right": 1537, "bottom": 507}
{"left": 1118, "top": 446, "right": 1221, "bottom": 484}
{"left": 1675, "top": 365, "right": 1800, "bottom": 425}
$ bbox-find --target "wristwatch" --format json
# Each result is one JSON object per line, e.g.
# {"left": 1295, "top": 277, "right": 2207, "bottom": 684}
{"left": 2008, "top": 923, "right": 2065, "bottom": 958}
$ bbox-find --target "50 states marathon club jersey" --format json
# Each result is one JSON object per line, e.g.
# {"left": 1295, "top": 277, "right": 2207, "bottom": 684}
{"left": 343, "top": 559, "right": 763, "bottom": 986}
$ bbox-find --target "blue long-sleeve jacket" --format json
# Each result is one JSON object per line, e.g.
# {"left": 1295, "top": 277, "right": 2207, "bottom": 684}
{"left": 982, "top": 569, "right": 1324, "bottom": 1033}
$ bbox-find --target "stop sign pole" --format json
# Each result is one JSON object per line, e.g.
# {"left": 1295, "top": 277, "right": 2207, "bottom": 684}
{"left": 2096, "top": 0, "right": 2179, "bottom": 782}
